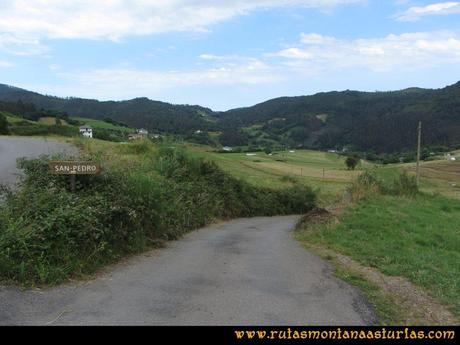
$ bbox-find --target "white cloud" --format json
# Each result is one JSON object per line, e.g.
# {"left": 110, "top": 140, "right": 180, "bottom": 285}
{"left": 393, "top": 2, "right": 460, "bottom": 21}
{"left": 50, "top": 58, "right": 281, "bottom": 100}
{"left": 277, "top": 48, "right": 313, "bottom": 59}
{"left": 199, "top": 54, "right": 243, "bottom": 61}
{"left": 275, "top": 31, "right": 460, "bottom": 72}
{"left": 0, "top": 0, "right": 362, "bottom": 42}
{"left": 0, "top": 33, "right": 48, "bottom": 55}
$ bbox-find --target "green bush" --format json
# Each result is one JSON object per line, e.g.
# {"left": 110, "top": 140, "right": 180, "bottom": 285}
{"left": 9, "top": 124, "right": 78, "bottom": 137}
{"left": 0, "top": 147, "right": 316, "bottom": 285}
{"left": 382, "top": 172, "right": 419, "bottom": 197}
{"left": 0, "top": 112, "right": 9, "bottom": 135}
{"left": 345, "top": 156, "right": 360, "bottom": 170}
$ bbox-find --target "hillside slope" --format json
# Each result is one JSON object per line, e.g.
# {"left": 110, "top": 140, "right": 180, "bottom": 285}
{"left": 1, "top": 82, "right": 459, "bottom": 153}
{"left": 0, "top": 84, "right": 213, "bottom": 135}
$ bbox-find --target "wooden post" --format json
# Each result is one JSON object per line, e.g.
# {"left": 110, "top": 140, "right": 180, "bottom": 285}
{"left": 70, "top": 174, "right": 76, "bottom": 192}
{"left": 323, "top": 168, "right": 325, "bottom": 180}
{"left": 416, "top": 121, "right": 422, "bottom": 187}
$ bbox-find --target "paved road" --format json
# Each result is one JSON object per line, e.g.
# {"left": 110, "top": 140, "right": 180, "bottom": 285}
{"left": 0, "top": 136, "right": 77, "bottom": 186}
{"left": 0, "top": 216, "right": 376, "bottom": 325}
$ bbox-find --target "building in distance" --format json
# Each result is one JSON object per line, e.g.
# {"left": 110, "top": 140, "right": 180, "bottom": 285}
{"left": 129, "top": 128, "right": 149, "bottom": 140}
{"left": 79, "top": 125, "right": 93, "bottom": 138}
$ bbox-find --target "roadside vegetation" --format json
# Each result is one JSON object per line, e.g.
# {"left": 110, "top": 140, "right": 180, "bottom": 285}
{"left": 295, "top": 171, "right": 460, "bottom": 322}
{"left": 0, "top": 139, "right": 315, "bottom": 286}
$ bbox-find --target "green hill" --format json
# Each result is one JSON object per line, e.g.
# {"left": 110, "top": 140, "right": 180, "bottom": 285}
{"left": 216, "top": 82, "right": 460, "bottom": 153}
{"left": 0, "top": 84, "right": 212, "bottom": 135}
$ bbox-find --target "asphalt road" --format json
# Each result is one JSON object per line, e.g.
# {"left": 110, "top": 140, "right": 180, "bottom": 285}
{"left": 0, "top": 136, "right": 77, "bottom": 186}
{"left": 0, "top": 216, "right": 376, "bottom": 325}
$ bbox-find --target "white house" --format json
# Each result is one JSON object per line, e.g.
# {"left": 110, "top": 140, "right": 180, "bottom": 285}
{"left": 222, "top": 146, "right": 233, "bottom": 152}
{"left": 138, "top": 128, "right": 148, "bottom": 136}
{"left": 79, "top": 125, "right": 93, "bottom": 138}
{"left": 128, "top": 128, "right": 149, "bottom": 140}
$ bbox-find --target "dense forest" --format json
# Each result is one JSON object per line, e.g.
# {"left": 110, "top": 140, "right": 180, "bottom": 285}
{"left": 217, "top": 82, "right": 460, "bottom": 153}
{"left": 1, "top": 82, "right": 459, "bottom": 154}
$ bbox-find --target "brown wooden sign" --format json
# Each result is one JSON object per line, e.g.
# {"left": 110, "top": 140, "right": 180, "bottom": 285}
{"left": 49, "top": 161, "right": 101, "bottom": 175}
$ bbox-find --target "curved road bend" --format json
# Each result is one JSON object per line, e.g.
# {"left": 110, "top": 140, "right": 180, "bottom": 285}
{"left": 0, "top": 216, "right": 376, "bottom": 325}
{"left": 0, "top": 136, "right": 77, "bottom": 186}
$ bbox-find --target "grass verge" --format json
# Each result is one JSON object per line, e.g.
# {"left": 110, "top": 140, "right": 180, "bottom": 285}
{"left": 295, "top": 172, "right": 459, "bottom": 324}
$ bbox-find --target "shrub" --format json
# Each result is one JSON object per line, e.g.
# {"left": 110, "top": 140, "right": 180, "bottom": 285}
{"left": 345, "top": 156, "right": 360, "bottom": 170}
{"left": 382, "top": 172, "right": 419, "bottom": 197}
{"left": 350, "top": 170, "right": 419, "bottom": 200}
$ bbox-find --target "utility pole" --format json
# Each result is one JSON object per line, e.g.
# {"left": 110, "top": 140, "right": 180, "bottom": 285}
{"left": 416, "top": 121, "right": 422, "bottom": 187}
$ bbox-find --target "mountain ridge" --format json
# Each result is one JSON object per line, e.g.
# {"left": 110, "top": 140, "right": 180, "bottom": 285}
{"left": 1, "top": 81, "right": 459, "bottom": 153}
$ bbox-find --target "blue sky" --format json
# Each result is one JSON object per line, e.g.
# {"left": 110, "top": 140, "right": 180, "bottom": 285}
{"left": 0, "top": 1, "right": 459, "bottom": 110}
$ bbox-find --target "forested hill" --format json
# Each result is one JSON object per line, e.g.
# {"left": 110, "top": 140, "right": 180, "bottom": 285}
{"left": 1, "top": 81, "right": 459, "bottom": 153}
{"left": 0, "top": 84, "right": 213, "bottom": 134}
{"left": 216, "top": 82, "right": 460, "bottom": 152}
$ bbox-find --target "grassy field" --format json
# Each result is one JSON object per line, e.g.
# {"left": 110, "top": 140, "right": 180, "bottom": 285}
{"left": 72, "top": 116, "right": 132, "bottom": 132}
{"left": 296, "top": 193, "right": 460, "bottom": 319}
{"left": 373, "top": 160, "right": 460, "bottom": 200}
{"left": 188, "top": 145, "right": 373, "bottom": 204}
{"left": 189, "top": 144, "right": 460, "bottom": 202}
{"left": 38, "top": 116, "right": 69, "bottom": 126}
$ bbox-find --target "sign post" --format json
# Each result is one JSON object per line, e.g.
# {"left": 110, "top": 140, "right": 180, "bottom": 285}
{"left": 416, "top": 121, "right": 422, "bottom": 187}
{"left": 49, "top": 161, "right": 101, "bottom": 191}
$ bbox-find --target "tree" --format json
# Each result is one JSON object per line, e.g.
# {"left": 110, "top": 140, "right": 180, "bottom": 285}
{"left": 345, "top": 156, "right": 359, "bottom": 170}
{"left": 0, "top": 113, "right": 9, "bottom": 135}
{"left": 264, "top": 145, "right": 273, "bottom": 155}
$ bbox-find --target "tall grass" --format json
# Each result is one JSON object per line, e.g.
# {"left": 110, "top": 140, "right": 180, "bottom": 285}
{"left": 349, "top": 170, "right": 418, "bottom": 200}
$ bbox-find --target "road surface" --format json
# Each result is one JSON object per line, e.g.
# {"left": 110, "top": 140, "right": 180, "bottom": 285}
{"left": 0, "top": 216, "right": 376, "bottom": 325}
{"left": 0, "top": 136, "right": 77, "bottom": 186}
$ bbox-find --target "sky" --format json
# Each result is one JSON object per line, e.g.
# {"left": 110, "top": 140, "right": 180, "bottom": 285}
{"left": 0, "top": 0, "right": 459, "bottom": 110}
